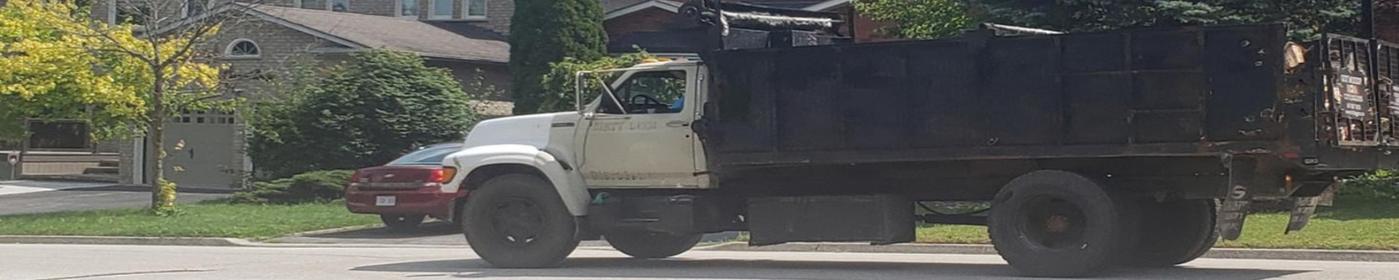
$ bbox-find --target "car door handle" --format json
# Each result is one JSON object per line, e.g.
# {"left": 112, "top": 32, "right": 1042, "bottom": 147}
{"left": 667, "top": 121, "right": 690, "bottom": 127}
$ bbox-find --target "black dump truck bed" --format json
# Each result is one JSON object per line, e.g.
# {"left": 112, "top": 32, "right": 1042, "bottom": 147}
{"left": 698, "top": 24, "right": 1397, "bottom": 174}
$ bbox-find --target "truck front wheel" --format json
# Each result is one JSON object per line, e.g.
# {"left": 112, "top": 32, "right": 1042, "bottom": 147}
{"left": 1125, "top": 199, "right": 1218, "bottom": 267}
{"left": 461, "top": 173, "right": 580, "bottom": 268}
{"left": 988, "top": 170, "right": 1125, "bottom": 277}
{"left": 605, "top": 230, "right": 703, "bottom": 259}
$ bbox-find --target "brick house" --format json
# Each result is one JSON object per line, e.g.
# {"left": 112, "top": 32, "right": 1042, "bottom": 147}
{"left": 89, "top": 1, "right": 514, "bottom": 188}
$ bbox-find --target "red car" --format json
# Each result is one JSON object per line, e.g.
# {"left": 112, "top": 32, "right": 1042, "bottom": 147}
{"left": 345, "top": 143, "right": 464, "bottom": 231}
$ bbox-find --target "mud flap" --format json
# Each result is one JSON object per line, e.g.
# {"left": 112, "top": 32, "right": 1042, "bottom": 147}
{"left": 1285, "top": 196, "right": 1320, "bottom": 233}
{"left": 1286, "top": 183, "right": 1338, "bottom": 233}
{"left": 1217, "top": 158, "right": 1253, "bottom": 241}
{"left": 1216, "top": 184, "right": 1250, "bottom": 240}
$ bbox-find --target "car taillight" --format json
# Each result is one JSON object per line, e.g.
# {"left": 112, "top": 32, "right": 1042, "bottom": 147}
{"left": 348, "top": 170, "right": 364, "bottom": 188}
{"left": 429, "top": 167, "right": 457, "bottom": 183}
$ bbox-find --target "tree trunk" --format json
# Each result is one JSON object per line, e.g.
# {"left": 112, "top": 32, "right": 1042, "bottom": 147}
{"left": 149, "top": 72, "right": 176, "bottom": 214}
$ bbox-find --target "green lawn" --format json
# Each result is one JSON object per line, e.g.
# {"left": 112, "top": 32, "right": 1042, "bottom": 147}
{"left": 0, "top": 201, "right": 379, "bottom": 240}
{"left": 914, "top": 196, "right": 1399, "bottom": 250}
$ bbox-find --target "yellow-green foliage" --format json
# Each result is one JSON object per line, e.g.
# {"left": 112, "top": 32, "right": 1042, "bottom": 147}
{"left": 0, "top": 0, "right": 221, "bottom": 140}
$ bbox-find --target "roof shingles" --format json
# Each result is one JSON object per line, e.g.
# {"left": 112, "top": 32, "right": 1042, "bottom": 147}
{"left": 251, "top": 5, "right": 509, "bottom": 63}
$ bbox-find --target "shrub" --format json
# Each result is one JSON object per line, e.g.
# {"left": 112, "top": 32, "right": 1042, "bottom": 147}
{"left": 232, "top": 170, "right": 354, "bottom": 204}
{"left": 247, "top": 50, "right": 477, "bottom": 179}
{"left": 1341, "top": 170, "right": 1399, "bottom": 201}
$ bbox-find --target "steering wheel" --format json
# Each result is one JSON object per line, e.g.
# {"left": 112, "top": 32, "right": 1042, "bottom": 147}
{"left": 631, "top": 94, "right": 665, "bottom": 106}
{"left": 627, "top": 94, "right": 670, "bottom": 113}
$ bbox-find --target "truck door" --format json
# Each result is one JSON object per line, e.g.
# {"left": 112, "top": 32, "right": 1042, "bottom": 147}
{"left": 580, "top": 67, "right": 701, "bottom": 188}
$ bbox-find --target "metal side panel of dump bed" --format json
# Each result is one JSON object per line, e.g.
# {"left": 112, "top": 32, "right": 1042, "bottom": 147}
{"left": 699, "top": 24, "right": 1399, "bottom": 172}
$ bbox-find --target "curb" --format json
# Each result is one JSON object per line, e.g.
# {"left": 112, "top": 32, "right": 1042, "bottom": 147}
{"left": 1203, "top": 247, "right": 1399, "bottom": 262}
{"left": 275, "top": 225, "right": 381, "bottom": 238}
{"left": 0, "top": 235, "right": 251, "bottom": 247}
{"left": 701, "top": 242, "right": 1399, "bottom": 262}
{"left": 0, "top": 235, "right": 615, "bottom": 250}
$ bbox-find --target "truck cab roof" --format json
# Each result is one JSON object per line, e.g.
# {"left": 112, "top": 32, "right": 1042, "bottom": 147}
{"left": 633, "top": 57, "right": 701, "bottom": 68}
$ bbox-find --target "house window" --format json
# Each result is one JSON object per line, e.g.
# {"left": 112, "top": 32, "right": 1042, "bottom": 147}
{"left": 396, "top": 0, "right": 418, "bottom": 18}
{"left": 463, "top": 0, "right": 486, "bottom": 19}
{"left": 330, "top": 0, "right": 349, "bottom": 12}
{"left": 225, "top": 39, "right": 261, "bottom": 58}
{"left": 109, "top": 0, "right": 150, "bottom": 25}
{"left": 184, "top": 0, "right": 208, "bottom": 18}
{"left": 428, "top": 0, "right": 452, "bottom": 19}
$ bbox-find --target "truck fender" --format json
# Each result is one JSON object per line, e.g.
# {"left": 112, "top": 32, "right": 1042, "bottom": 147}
{"left": 443, "top": 144, "right": 590, "bottom": 216}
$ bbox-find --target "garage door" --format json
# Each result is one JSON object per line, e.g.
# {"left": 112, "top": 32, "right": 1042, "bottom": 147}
{"left": 163, "top": 112, "right": 240, "bottom": 189}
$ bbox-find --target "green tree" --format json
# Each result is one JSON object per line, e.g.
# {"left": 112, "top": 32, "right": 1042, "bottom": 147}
{"left": 967, "top": 0, "right": 1358, "bottom": 40}
{"left": 853, "top": 0, "right": 975, "bottom": 39}
{"left": 537, "top": 52, "right": 659, "bottom": 112}
{"left": 2, "top": 0, "right": 230, "bottom": 214}
{"left": 247, "top": 50, "right": 478, "bottom": 179}
{"left": 509, "top": 0, "right": 607, "bottom": 114}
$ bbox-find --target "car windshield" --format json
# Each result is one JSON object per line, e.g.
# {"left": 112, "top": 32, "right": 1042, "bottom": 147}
{"left": 387, "top": 145, "right": 462, "bottom": 165}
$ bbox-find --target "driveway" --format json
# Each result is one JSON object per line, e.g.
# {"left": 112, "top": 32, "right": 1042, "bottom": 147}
{"left": 0, "top": 181, "right": 231, "bottom": 216}
{"left": 0, "top": 180, "right": 113, "bottom": 196}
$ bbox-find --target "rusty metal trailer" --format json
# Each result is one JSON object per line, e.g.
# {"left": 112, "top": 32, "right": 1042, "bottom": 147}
{"left": 700, "top": 22, "right": 1393, "bottom": 207}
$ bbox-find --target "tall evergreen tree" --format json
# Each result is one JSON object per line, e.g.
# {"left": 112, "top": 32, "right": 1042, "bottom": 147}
{"left": 509, "top": 0, "right": 607, "bottom": 115}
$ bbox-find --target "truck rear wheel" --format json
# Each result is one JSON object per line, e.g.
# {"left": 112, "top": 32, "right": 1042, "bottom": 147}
{"left": 1126, "top": 199, "right": 1218, "bottom": 267}
{"left": 461, "top": 173, "right": 580, "bottom": 268}
{"left": 605, "top": 230, "right": 703, "bottom": 259}
{"left": 988, "top": 170, "right": 1124, "bottom": 277}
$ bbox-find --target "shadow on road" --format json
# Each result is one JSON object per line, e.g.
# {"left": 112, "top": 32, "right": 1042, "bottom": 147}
{"left": 274, "top": 223, "right": 740, "bottom": 246}
{"left": 351, "top": 257, "right": 1310, "bottom": 280}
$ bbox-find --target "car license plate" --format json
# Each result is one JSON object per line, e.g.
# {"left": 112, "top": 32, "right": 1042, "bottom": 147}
{"left": 375, "top": 196, "right": 396, "bottom": 207}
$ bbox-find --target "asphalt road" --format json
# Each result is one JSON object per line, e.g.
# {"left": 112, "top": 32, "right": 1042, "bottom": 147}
{"left": 0, "top": 182, "right": 230, "bottom": 216}
{"left": 3, "top": 244, "right": 1397, "bottom": 280}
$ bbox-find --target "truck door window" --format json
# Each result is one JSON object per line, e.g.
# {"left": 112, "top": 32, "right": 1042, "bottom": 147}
{"left": 598, "top": 70, "right": 687, "bottom": 114}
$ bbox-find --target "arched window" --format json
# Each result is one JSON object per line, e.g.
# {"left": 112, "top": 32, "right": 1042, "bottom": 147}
{"left": 225, "top": 39, "right": 260, "bottom": 58}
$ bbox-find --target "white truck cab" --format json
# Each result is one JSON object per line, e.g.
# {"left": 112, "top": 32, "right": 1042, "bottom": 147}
{"left": 444, "top": 59, "right": 709, "bottom": 216}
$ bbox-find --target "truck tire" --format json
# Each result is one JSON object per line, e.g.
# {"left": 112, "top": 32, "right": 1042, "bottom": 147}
{"left": 461, "top": 173, "right": 580, "bottom": 268}
{"left": 1126, "top": 199, "right": 1218, "bottom": 267}
{"left": 605, "top": 230, "right": 703, "bottom": 259}
{"left": 988, "top": 170, "right": 1124, "bottom": 277}
{"left": 381, "top": 214, "right": 425, "bottom": 231}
